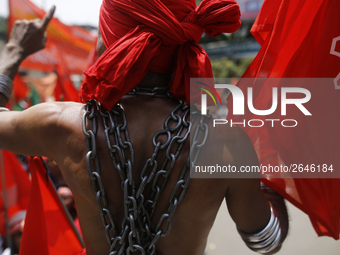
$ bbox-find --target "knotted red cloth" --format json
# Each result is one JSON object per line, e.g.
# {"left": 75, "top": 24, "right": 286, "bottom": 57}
{"left": 80, "top": 0, "right": 241, "bottom": 109}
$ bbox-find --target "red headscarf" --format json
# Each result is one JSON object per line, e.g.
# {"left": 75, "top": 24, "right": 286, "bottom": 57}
{"left": 80, "top": 0, "right": 241, "bottom": 109}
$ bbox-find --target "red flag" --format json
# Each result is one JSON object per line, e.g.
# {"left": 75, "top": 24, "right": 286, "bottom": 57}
{"left": 0, "top": 151, "right": 30, "bottom": 236}
{"left": 229, "top": 0, "right": 340, "bottom": 239}
{"left": 12, "top": 75, "right": 30, "bottom": 102}
{"left": 8, "top": 0, "right": 96, "bottom": 74}
{"left": 19, "top": 157, "right": 83, "bottom": 255}
{"left": 54, "top": 48, "right": 81, "bottom": 102}
{"left": 85, "top": 37, "right": 98, "bottom": 70}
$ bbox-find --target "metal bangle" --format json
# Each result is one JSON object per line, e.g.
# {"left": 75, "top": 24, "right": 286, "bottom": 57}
{"left": 0, "top": 107, "right": 10, "bottom": 111}
{"left": 248, "top": 226, "right": 281, "bottom": 254}
{"left": 0, "top": 74, "right": 13, "bottom": 101}
{"left": 237, "top": 205, "right": 275, "bottom": 242}
{"left": 237, "top": 203, "right": 282, "bottom": 254}
{"left": 247, "top": 222, "right": 280, "bottom": 249}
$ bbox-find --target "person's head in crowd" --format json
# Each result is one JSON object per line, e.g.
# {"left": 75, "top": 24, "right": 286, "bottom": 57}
{"left": 8, "top": 211, "right": 26, "bottom": 254}
{"left": 57, "top": 186, "right": 77, "bottom": 220}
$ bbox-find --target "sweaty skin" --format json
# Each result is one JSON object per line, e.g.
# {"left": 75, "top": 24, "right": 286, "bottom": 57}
{"left": 0, "top": 8, "right": 288, "bottom": 255}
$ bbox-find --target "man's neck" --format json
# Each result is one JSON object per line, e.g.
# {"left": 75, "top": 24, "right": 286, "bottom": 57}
{"left": 137, "top": 71, "right": 173, "bottom": 88}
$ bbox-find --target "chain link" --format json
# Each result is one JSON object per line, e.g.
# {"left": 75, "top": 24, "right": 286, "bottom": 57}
{"left": 127, "top": 86, "right": 175, "bottom": 99}
{"left": 83, "top": 100, "right": 210, "bottom": 254}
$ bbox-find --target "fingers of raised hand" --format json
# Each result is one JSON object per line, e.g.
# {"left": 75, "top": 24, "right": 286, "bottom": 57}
{"left": 8, "top": 6, "right": 55, "bottom": 56}
{"left": 12, "top": 5, "right": 55, "bottom": 35}
{"left": 40, "top": 5, "right": 56, "bottom": 30}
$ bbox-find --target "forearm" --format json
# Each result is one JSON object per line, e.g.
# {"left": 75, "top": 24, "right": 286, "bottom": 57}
{"left": 0, "top": 44, "right": 26, "bottom": 107}
{"left": 0, "top": 43, "right": 25, "bottom": 80}
{"left": 230, "top": 180, "right": 289, "bottom": 254}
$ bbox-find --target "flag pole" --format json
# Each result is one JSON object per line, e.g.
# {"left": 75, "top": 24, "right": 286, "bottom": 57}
{"left": 0, "top": 150, "right": 13, "bottom": 255}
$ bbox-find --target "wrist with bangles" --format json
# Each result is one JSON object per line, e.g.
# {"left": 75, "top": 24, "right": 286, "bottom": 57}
{"left": 0, "top": 74, "right": 13, "bottom": 111}
{"left": 0, "top": 74, "right": 13, "bottom": 101}
{"left": 237, "top": 202, "right": 282, "bottom": 254}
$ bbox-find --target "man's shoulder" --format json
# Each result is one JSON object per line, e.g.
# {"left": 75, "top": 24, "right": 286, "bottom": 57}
{"left": 208, "top": 122, "right": 254, "bottom": 152}
{"left": 44, "top": 101, "right": 85, "bottom": 114}
{"left": 24, "top": 101, "right": 84, "bottom": 134}
{"left": 25, "top": 101, "right": 84, "bottom": 118}
{"left": 24, "top": 101, "right": 86, "bottom": 157}
{"left": 43, "top": 101, "right": 85, "bottom": 134}
{"left": 199, "top": 119, "right": 259, "bottom": 169}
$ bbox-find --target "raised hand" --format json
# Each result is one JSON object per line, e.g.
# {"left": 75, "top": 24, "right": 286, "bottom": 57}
{"left": 7, "top": 5, "right": 56, "bottom": 58}
{"left": 0, "top": 6, "right": 56, "bottom": 104}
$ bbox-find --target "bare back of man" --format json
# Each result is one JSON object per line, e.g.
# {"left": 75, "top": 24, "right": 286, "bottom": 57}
{"left": 0, "top": 85, "right": 280, "bottom": 254}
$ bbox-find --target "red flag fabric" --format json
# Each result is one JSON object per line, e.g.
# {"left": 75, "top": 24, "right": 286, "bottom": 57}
{"left": 54, "top": 47, "right": 81, "bottom": 102}
{"left": 19, "top": 157, "right": 83, "bottom": 255}
{"left": 0, "top": 151, "right": 30, "bottom": 236}
{"left": 12, "top": 75, "right": 30, "bottom": 102}
{"left": 85, "top": 38, "right": 98, "bottom": 70}
{"left": 230, "top": 0, "right": 340, "bottom": 239}
{"left": 8, "top": 0, "right": 96, "bottom": 74}
{"left": 80, "top": 0, "right": 241, "bottom": 110}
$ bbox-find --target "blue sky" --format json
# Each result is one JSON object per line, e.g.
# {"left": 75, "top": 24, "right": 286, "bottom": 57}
{"left": 0, "top": 0, "right": 102, "bottom": 27}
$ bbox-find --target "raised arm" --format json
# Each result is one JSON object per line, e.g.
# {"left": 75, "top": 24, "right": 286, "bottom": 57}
{"left": 224, "top": 127, "right": 288, "bottom": 254}
{"left": 0, "top": 6, "right": 67, "bottom": 158}
{"left": 0, "top": 6, "right": 55, "bottom": 106}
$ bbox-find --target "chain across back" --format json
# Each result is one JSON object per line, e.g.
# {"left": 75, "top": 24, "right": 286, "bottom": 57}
{"left": 83, "top": 99, "right": 210, "bottom": 255}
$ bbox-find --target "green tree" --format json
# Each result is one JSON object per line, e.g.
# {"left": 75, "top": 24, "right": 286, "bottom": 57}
{"left": 0, "top": 16, "right": 7, "bottom": 42}
{"left": 211, "top": 57, "right": 254, "bottom": 78}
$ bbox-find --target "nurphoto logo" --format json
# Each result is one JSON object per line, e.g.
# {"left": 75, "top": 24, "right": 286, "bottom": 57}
{"left": 197, "top": 81, "right": 312, "bottom": 128}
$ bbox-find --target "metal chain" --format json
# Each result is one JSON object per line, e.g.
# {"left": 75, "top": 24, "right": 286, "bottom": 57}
{"left": 83, "top": 100, "right": 210, "bottom": 254}
{"left": 82, "top": 102, "right": 118, "bottom": 246}
{"left": 127, "top": 86, "right": 175, "bottom": 99}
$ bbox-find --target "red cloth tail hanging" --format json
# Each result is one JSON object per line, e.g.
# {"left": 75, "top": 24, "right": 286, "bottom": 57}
{"left": 19, "top": 157, "right": 83, "bottom": 255}
{"left": 0, "top": 151, "right": 30, "bottom": 236}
